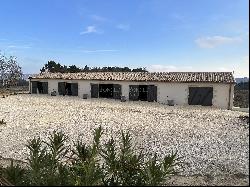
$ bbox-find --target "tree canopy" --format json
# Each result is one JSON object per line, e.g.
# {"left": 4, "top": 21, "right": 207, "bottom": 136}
{"left": 0, "top": 52, "right": 22, "bottom": 87}
{"left": 40, "top": 61, "right": 148, "bottom": 73}
{"left": 235, "top": 81, "right": 249, "bottom": 90}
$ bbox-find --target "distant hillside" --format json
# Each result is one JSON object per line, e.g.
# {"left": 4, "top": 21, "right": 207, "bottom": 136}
{"left": 22, "top": 74, "right": 37, "bottom": 80}
{"left": 235, "top": 77, "right": 249, "bottom": 84}
{"left": 235, "top": 81, "right": 249, "bottom": 90}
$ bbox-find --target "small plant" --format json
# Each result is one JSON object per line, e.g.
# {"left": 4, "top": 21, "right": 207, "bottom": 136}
{"left": 239, "top": 115, "right": 249, "bottom": 124}
{"left": 2, "top": 161, "right": 25, "bottom": 186}
{"left": 0, "top": 119, "right": 6, "bottom": 125}
{"left": 0, "top": 126, "right": 180, "bottom": 186}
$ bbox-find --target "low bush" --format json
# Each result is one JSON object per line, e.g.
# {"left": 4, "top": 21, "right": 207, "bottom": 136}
{"left": 0, "top": 126, "right": 180, "bottom": 186}
{"left": 234, "top": 90, "right": 249, "bottom": 108}
{"left": 0, "top": 119, "right": 6, "bottom": 125}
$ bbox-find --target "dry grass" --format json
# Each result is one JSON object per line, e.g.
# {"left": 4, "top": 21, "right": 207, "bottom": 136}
{"left": 0, "top": 86, "right": 29, "bottom": 97}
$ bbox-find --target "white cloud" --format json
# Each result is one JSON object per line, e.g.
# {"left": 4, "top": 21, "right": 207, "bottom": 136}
{"left": 217, "top": 67, "right": 231, "bottom": 72}
{"left": 147, "top": 64, "right": 193, "bottom": 72}
{"left": 80, "top": 26, "right": 100, "bottom": 35}
{"left": 231, "top": 56, "right": 249, "bottom": 77}
{"left": 90, "top": 15, "right": 107, "bottom": 22}
{"left": 7, "top": 45, "right": 31, "bottom": 49}
{"left": 146, "top": 56, "right": 249, "bottom": 77}
{"left": 81, "top": 49, "right": 118, "bottom": 53}
{"left": 195, "top": 35, "right": 242, "bottom": 48}
{"left": 170, "top": 13, "right": 185, "bottom": 22}
{"left": 244, "top": 55, "right": 249, "bottom": 64}
{"left": 116, "top": 24, "right": 130, "bottom": 31}
{"left": 233, "top": 59, "right": 249, "bottom": 77}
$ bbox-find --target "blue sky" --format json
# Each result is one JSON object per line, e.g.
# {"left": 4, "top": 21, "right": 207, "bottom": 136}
{"left": 0, "top": 0, "right": 249, "bottom": 77}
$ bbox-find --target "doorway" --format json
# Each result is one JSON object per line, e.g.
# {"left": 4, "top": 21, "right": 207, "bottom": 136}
{"left": 188, "top": 87, "right": 213, "bottom": 106}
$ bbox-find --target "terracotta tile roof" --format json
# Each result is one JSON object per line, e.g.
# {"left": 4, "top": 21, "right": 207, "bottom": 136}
{"left": 30, "top": 72, "right": 235, "bottom": 83}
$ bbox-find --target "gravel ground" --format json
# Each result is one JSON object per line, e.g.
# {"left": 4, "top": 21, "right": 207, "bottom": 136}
{"left": 0, "top": 95, "right": 249, "bottom": 178}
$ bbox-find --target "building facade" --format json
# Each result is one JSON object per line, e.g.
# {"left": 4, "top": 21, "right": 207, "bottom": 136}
{"left": 29, "top": 72, "right": 235, "bottom": 109}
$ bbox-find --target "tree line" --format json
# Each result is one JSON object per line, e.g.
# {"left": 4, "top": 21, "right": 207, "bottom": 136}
{"left": 0, "top": 52, "right": 148, "bottom": 88}
{"left": 40, "top": 61, "right": 148, "bottom": 73}
{"left": 234, "top": 81, "right": 249, "bottom": 90}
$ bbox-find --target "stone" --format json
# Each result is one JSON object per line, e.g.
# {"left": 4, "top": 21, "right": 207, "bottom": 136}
{"left": 0, "top": 95, "right": 248, "bottom": 177}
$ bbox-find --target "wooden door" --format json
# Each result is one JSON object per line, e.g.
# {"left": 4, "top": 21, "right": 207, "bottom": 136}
{"left": 147, "top": 85, "right": 157, "bottom": 102}
{"left": 58, "top": 82, "right": 66, "bottom": 95}
{"left": 71, "top": 83, "right": 78, "bottom": 96}
{"left": 129, "top": 85, "right": 139, "bottom": 101}
{"left": 31, "top": 81, "right": 38, "bottom": 94}
{"left": 188, "top": 87, "right": 213, "bottom": 106}
{"left": 42, "top": 82, "right": 48, "bottom": 94}
{"left": 91, "top": 84, "right": 99, "bottom": 98}
{"left": 113, "top": 84, "right": 122, "bottom": 99}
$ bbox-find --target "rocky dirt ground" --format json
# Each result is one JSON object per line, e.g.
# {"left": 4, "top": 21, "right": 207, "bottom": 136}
{"left": 0, "top": 94, "right": 249, "bottom": 186}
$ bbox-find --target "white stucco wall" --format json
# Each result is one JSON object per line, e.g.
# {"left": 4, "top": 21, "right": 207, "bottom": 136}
{"left": 30, "top": 79, "right": 233, "bottom": 109}
{"left": 156, "top": 82, "right": 233, "bottom": 109}
{"left": 229, "top": 84, "right": 234, "bottom": 109}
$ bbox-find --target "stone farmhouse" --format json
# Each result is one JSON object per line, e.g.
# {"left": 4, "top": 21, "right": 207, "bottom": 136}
{"left": 29, "top": 72, "right": 235, "bottom": 109}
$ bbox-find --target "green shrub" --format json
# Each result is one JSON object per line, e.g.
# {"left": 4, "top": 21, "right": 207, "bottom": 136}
{"left": 0, "top": 126, "right": 180, "bottom": 186}
{"left": 0, "top": 119, "right": 6, "bottom": 125}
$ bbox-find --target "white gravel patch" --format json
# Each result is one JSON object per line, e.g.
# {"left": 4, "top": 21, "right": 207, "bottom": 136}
{"left": 0, "top": 94, "right": 249, "bottom": 176}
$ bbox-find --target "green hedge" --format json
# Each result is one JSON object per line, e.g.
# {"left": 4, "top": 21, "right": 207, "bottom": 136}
{"left": 0, "top": 126, "right": 180, "bottom": 186}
